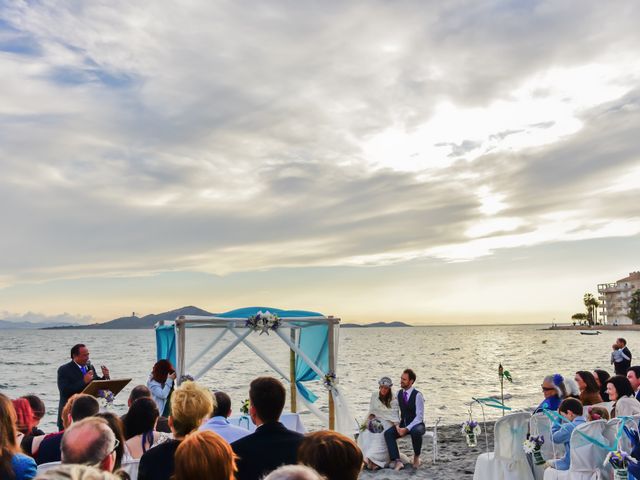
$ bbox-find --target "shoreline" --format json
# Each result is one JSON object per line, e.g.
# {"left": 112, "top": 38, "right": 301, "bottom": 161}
{"left": 546, "top": 325, "right": 640, "bottom": 331}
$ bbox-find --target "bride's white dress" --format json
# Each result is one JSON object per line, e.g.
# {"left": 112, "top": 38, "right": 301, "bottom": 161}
{"left": 358, "top": 392, "right": 405, "bottom": 468}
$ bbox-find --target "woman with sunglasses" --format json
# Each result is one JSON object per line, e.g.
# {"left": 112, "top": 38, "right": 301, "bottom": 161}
{"left": 534, "top": 374, "right": 567, "bottom": 413}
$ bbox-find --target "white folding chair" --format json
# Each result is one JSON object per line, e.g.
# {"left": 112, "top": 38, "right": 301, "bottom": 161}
{"left": 37, "top": 461, "right": 61, "bottom": 473}
{"left": 120, "top": 459, "right": 140, "bottom": 479}
{"left": 530, "top": 413, "right": 566, "bottom": 480}
{"left": 543, "top": 419, "right": 610, "bottom": 480}
{"left": 473, "top": 412, "right": 534, "bottom": 480}
{"left": 422, "top": 417, "right": 441, "bottom": 464}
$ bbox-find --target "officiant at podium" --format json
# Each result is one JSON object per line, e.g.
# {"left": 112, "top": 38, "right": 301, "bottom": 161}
{"left": 57, "top": 343, "right": 110, "bottom": 429}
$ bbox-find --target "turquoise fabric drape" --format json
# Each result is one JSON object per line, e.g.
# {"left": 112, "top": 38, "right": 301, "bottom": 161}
{"left": 155, "top": 324, "right": 177, "bottom": 367}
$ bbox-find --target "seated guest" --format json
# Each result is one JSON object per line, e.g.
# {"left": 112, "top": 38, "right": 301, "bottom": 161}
{"left": 12, "top": 398, "right": 36, "bottom": 445}
{"left": 231, "top": 377, "right": 304, "bottom": 480}
{"left": 123, "top": 397, "right": 171, "bottom": 460}
{"left": 263, "top": 465, "right": 325, "bottom": 480}
{"left": 61, "top": 417, "right": 117, "bottom": 473}
{"left": 298, "top": 430, "right": 363, "bottom": 480}
{"left": 594, "top": 369, "right": 611, "bottom": 401}
{"left": 173, "top": 430, "right": 236, "bottom": 480}
{"left": 147, "top": 360, "right": 176, "bottom": 417}
{"left": 36, "top": 394, "right": 100, "bottom": 465}
{"left": 95, "top": 412, "right": 126, "bottom": 472}
{"left": 586, "top": 406, "right": 610, "bottom": 421}
{"left": 138, "top": 381, "right": 214, "bottom": 480}
{"left": 36, "top": 464, "right": 121, "bottom": 480}
{"left": 0, "top": 393, "right": 37, "bottom": 480}
{"left": 534, "top": 374, "right": 567, "bottom": 413}
{"left": 201, "top": 391, "right": 250, "bottom": 443}
{"left": 121, "top": 385, "right": 170, "bottom": 434}
{"left": 546, "top": 398, "right": 586, "bottom": 471}
{"left": 574, "top": 371, "right": 603, "bottom": 406}
{"left": 606, "top": 375, "right": 640, "bottom": 417}
{"left": 22, "top": 395, "right": 46, "bottom": 436}
{"left": 627, "top": 366, "right": 640, "bottom": 400}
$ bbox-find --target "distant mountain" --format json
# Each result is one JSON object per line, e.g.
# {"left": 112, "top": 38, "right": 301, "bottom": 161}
{"left": 341, "top": 321, "right": 412, "bottom": 328}
{"left": 44, "top": 306, "right": 215, "bottom": 330}
{"left": 0, "top": 319, "right": 80, "bottom": 329}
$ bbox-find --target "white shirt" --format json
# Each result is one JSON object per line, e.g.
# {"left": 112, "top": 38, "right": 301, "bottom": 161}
{"left": 400, "top": 386, "right": 425, "bottom": 430}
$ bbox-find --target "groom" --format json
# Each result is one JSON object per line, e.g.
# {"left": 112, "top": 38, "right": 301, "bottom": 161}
{"left": 384, "top": 368, "right": 425, "bottom": 470}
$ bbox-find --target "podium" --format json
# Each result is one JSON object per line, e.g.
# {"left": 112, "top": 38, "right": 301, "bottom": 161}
{"left": 82, "top": 379, "right": 132, "bottom": 398}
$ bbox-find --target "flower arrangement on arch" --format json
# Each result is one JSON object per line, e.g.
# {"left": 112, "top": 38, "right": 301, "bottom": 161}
{"left": 323, "top": 372, "right": 337, "bottom": 390}
{"left": 97, "top": 389, "right": 114, "bottom": 409}
{"left": 245, "top": 311, "right": 281, "bottom": 335}
{"left": 240, "top": 398, "right": 250, "bottom": 416}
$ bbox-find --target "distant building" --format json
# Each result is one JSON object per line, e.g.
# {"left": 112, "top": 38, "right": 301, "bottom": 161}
{"left": 598, "top": 271, "right": 640, "bottom": 325}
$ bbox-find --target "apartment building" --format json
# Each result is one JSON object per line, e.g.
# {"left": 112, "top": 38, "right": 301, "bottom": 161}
{"left": 598, "top": 271, "right": 640, "bottom": 325}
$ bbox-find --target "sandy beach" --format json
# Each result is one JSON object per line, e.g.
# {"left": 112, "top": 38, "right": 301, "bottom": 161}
{"left": 358, "top": 422, "right": 494, "bottom": 479}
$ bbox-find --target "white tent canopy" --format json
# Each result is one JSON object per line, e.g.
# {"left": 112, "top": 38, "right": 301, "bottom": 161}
{"left": 154, "top": 307, "right": 357, "bottom": 433}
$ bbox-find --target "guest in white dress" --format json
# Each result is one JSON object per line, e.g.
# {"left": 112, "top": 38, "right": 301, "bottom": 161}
{"left": 358, "top": 377, "right": 404, "bottom": 470}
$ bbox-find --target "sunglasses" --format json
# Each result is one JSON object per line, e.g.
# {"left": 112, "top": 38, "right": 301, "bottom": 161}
{"left": 541, "top": 386, "right": 556, "bottom": 391}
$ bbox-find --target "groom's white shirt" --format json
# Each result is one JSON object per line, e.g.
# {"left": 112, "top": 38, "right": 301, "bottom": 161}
{"left": 401, "top": 386, "right": 425, "bottom": 431}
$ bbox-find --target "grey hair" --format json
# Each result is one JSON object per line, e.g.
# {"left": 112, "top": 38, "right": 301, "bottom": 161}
{"left": 61, "top": 417, "right": 116, "bottom": 466}
{"left": 543, "top": 375, "right": 567, "bottom": 398}
{"left": 262, "top": 465, "right": 326, "bottom": 480}
{"left": 35, "top": 464, "right": 120, "bottom": 480}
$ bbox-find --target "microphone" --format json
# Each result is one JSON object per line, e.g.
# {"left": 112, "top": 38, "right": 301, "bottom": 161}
{"left": 86, "top": 360, "right": 94, "bottom": 374}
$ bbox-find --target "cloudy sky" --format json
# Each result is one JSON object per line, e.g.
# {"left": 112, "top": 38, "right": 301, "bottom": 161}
{"left": 1, "top": 1, "right": 639, "bottom": 325}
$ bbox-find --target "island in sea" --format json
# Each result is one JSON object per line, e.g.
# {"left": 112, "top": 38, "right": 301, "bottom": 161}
{"left": 30, "top": 307, "right": 412, "bottom": 330}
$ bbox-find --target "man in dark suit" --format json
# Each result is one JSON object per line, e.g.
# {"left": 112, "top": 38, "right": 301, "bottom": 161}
{"left": 627, "top": 366, "right": 640, "bottom": 401}
{"left": 57, "top": 343, "right": 110, "bottom": 430}
{"left": 231, "top": 377, "right": 303, "bottom": 480}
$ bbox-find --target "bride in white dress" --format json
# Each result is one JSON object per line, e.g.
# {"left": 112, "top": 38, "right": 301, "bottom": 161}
{"left": 358, "top": 377, "right": 407, "bottom": 470}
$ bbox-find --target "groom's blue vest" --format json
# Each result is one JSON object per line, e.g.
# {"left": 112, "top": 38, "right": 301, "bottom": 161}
{"left": 398, "top": 389, "right": 419, "bottom": 428}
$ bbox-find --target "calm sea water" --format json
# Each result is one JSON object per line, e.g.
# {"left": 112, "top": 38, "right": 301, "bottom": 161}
{"left": 1, "top": 325, "right": 636, "bottom": 432}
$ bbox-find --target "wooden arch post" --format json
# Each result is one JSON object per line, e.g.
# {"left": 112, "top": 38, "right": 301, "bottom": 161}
{"left": 328, "top": 317, "right": 336, "bottom": 430}
{"left": 289, "top": 327, "right": 297, "bottom": 413}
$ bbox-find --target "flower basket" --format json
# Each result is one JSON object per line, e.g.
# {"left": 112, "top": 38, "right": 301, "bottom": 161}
{"left": 461, "top": 420, "right": 481, "bottom": 447}
{"left": 613, "top": 467, "right": 628, "bottom": 480}
{"left": 532, "top": 448, "right": 545, "bottom": 466}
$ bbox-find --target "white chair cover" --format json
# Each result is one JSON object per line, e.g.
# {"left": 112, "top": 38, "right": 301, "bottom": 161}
{"left": 603, "top": 417, "right": 637, "bottom": 479}
{"left": 37, "top": 461, "right": 61, "bottom": 473}
{"left": 543, "top": 419, "right": 609, "bottom": 480}
{"left": 473, "top": 412, "right": 535, "bottom": 480}
{"left": 530, "top": 413, "right": 565, "bottom": 480}
{"left": 120, "top": 459, "right": 140, "bottom": 479}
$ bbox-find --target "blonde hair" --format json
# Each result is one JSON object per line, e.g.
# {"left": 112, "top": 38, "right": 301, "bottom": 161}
{"left": 170, "top": 381, "right": 214, "bottom": 437}
{"left": 174, "top": 430, "right": 236, "bottom": 480}
{"left": 36, "top": 464, "right": 120, "bottom": 480}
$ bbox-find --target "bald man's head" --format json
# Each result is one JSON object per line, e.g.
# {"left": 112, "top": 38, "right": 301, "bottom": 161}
{"left": 61, "top": 417, "right": 116, "bottom": 472}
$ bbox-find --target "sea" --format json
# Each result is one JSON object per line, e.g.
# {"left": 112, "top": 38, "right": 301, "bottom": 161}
{"left": 1, "top": 324, "right": 635, "bottom": 432}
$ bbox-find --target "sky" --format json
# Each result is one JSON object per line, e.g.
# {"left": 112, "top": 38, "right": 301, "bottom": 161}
{"left": 1, "top": 1, "right": 639, "bottom": 325}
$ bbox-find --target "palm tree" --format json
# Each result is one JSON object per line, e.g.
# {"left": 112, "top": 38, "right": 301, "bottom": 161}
{"left": 583, "top": 293, "right": 597, "bottom": 325}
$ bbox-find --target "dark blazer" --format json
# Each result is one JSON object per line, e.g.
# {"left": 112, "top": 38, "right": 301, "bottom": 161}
{"left": 231, "top": 422, "right": 304, "bottom": 480}
{"left": 138, "top": 439, "right": 181, "bottom": 480}
{"left": 56, "top": 361, "right": 102, "bottom": 430}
